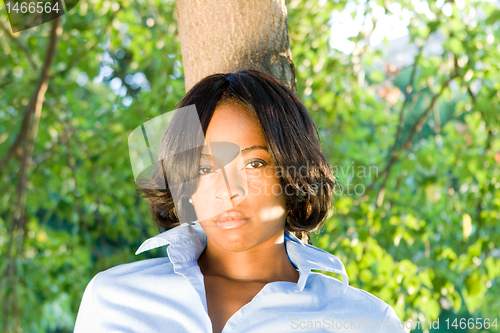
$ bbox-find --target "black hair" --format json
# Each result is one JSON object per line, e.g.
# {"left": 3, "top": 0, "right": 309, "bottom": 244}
{"left": 136, "top": 70, "right": 337, "bottom": 242}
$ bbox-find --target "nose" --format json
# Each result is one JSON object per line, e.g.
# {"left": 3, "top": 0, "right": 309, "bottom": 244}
{"left": 213, "top": 159, "right": 246, "bottom": 204}
{"left": 215, "top": 191, "right": 241, "bottom": 201}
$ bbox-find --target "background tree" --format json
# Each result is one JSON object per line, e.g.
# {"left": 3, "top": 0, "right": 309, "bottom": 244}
{"left": 176, "top": 0, "right": 295, "bottom": 92}
{"left": 0, "top": 0, "right": 499, "bottom": 332}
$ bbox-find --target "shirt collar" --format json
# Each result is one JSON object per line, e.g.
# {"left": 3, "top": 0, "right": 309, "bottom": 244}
{"left": 136, "top": 222, "right": 349, "bottom": 293}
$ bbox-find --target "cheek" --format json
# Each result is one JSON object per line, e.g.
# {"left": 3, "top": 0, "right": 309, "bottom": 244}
{"left": 247, "top": 170, "right": 284, "bottom": 201}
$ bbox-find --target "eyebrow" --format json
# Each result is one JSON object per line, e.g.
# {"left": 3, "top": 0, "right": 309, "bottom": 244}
{"left": 200, "top": 145, "right": 268, "bottom": 158}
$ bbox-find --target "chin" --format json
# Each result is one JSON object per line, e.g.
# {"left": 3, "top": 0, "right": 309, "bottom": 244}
{"left": 207, "top": 230, "right": 258, "bottom": 252}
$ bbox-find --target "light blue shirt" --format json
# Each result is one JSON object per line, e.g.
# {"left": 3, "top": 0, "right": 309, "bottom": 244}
{"left": 74, "top": 222, "right": 406, "bottom": 332}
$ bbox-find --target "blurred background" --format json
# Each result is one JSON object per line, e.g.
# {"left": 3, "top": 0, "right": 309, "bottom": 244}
{"left": 1, "top": 0, "right": 499, "bottom": 332}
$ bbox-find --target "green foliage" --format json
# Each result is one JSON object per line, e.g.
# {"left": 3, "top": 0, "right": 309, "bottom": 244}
{"left": 0, "top": 0, "right": 499, "bottom": 332}
{"left": 288, "top": 0, "right": 500, "bottom": 331}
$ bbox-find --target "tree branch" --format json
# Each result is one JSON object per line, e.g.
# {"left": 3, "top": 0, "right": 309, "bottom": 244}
{"left": 365, "top": 74, "right": 457, "bottom": 197}
{"left": 404, "top": 76, "right": 456, "bottom": 150}
{"left": 369, "top": 44, "right": 426, "bottom": 205}
{"left": 0, "top": 78, "right": 13, "bottom": 88}
{"left": 0, "top": 21, "right": 37, "bottom": 70}
{"left": 393, "top": 44, "right": 425, "bottom": 152}
{"left": 475, "top": 126, "right": 493, "bottom": 236}
{"left": 31, "top": 90, "right": 77, "bottom": 168}
{"left": 0, "top": 20, "right": 61, "bottom": 177}
{"left": 50, "top": 5, "right": 122, "bottom": 78}
{"left": 467, "top": 86, "right": 476, "bottom": 105}
{"left": 2, "top": 17, "right": 61, "bottom": 333}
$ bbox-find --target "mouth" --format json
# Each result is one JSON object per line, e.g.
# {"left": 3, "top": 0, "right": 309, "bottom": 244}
{"left": 215, "top": 218, "right": 248, "bottom": 229}
{"left": 213, "top": 211, "right": 248, "bottom": 229}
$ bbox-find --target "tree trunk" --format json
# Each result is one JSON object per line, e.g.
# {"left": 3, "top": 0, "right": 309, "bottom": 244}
{"left": 175, "top": 0, "right": 296, "bottom": 93}
{"left": 175, "top": 0, "right": 312, "bottom": 244}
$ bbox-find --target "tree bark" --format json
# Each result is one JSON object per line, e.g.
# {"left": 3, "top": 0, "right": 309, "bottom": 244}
{"left": 175, "top": 0, "right": 296, "bottom": 93}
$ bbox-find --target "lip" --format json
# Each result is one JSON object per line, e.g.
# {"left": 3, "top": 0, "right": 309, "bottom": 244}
{"left": 213, "top": 211, "right": 248, "bottom": 230}
{"left": 216, "top": 219, "right": 248, "bottom": 229}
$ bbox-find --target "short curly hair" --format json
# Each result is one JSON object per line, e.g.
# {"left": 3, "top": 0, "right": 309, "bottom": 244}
{"left": 136, "top": 70, "right": 337, "bottom": 243}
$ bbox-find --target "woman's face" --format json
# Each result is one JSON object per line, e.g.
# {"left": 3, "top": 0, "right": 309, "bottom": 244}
{"left": 191, "top": 103, "right": 288, "bottom": 252}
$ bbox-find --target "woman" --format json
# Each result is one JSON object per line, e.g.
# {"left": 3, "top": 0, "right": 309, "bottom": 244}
{"left": 74, "top": 70, "right": 405, "bottom": 332}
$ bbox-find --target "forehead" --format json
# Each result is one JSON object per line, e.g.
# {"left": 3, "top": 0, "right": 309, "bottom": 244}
{"left": 205, "top": 104, "right": 266, "bottom": 148}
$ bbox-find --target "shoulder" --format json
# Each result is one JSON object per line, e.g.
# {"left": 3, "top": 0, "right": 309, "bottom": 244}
{"left": 80, "top": 257, "right": 192, "bottom": 316}
{"left": 98, "top": 257, "right": 173, "bottom": 278}
{"left": 307, "top": 272, "right": 400, "bottom": 317}
{"left": 304, "top": 273, "right": 405, "bottom": 332}
{"left": 75, "top": 257, "right": 195, "bottom": 332}
{"left": 90, "top": 257, "right": 177, "bottom": 292}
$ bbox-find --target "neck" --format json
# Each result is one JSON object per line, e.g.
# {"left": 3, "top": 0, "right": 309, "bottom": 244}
{"left": 197, "top": 230, "right": 299, "bottom": 284}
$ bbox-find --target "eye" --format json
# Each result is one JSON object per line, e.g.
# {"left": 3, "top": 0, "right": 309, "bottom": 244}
{"left": 245, "top": 159, "right": 267, "bottom": 170}
{"left": 198, "top": 166, "right": 218, "bottom": 175}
